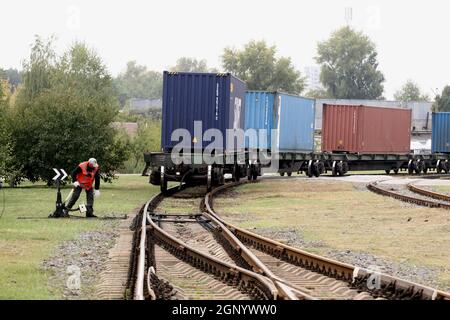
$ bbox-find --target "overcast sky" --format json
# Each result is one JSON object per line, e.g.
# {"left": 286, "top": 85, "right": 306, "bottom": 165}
{"left": 1, "top": 0, "right": 448, "bottom": 99}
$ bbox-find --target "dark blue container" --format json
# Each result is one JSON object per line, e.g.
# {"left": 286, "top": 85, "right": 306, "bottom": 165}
{"left": 432, "top": 112, "right": 450, "bottom": 153}
{"left": 162, "top": 71, "right": 246, "bottom": 152}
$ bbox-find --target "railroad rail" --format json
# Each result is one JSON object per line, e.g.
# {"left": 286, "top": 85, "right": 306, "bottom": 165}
{"left": 205, "top": 181, "right": 450, "bottom": 300}
{"left": 368, "top": 181, "right": 450, "bottom": 210}
{"left": 129, "top": 181, "right": 450, "bottom": 300}
{"left": 407, "top": 183, "right": 450, "bottom": 202}
{"left": 131, "top": 186, "right": 279, "bottom": 300}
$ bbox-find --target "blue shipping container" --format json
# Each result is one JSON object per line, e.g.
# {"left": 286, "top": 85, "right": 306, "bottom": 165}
{"left": 432, "top": 112, "right": 450, "bottom": 153}
{"left": 162, "top": 72, "right": 246, "bottom": 152}
{"left": 244, "top": 92, "right": 315, "bottom": 152}
{"left": 245, "top": 92, "right": 275, "bottom": 149}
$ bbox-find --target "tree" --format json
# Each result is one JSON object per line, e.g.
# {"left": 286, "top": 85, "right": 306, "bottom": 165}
{"left": 304, "top": 87, "right": 332, "bottom": 99}
{"left": 10, "top": 39, "right": 129, "bottom": 184}
{"left": 0, "top": 82, "right": 12, "bottom": 178}
{"left": 222, "top": 40, "right": 305, "bottom": 94}
{"left": 20, "top": 35, "right": 56, "bottom": 100}
{"left": 316, "top": 26, "right": 385, "bottom": 99}
{"left": 0, "top": 68, "right": 22, "bottom": 94}
{"left": 394, "top": 80, "right": 429, "bottom": 102}
{"left": 170, "top": 57, "right": 215, "bottom": 73}
{"left": 114, "top": 61, "right": 163, "bottom": 104}
{"left": 123, "top": 119, "right": 161, "bottom": 173}
{"left": 433, "top": 86, "right": 450, "bottom": 112}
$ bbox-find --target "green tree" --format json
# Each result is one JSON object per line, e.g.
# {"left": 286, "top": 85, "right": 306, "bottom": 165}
{"left": 10, "top": 39, "right": 129, "bottom": 184}
{"left": 114, "top": 61, "right": 163, "bottom": 104}
{"left": 433, "top": 86, "right": 450, "bottom": 112}
{"left": 0, "top": 82, "right": 12, "bottom": 178}
{"left": 222, "top": 40, "right": 305, "bottom": 94}
{"left": 304, "top": 87, "right": 332, "bottom": 99}
{"left": 316, "top": 26, "right": 385, "bottom": 99}
{"left": 123, "top": 119, "right": 161, "bottom": 173}
{"left": 170, "top": 57, "right": 215, "bottom": 72}
{"left": 394, "top": 80, "right": 429, "bottom": 102}
{"left": 20, "top": 35, "right": 56, "bottom": 100}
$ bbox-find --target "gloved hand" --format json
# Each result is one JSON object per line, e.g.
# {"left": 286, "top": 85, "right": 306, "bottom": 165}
{"left": 73, "top": 181, "right": 80, "bottom": 188}
{"left": 94, "top": 190, "right": 100, "bottom": 197}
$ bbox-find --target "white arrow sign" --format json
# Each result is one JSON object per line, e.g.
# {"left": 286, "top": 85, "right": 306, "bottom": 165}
{"left": 53, "top": 168, "right": 68, "bottom": 181}
{"left": 60, "top": 169, "right": 68, "bottom": 181}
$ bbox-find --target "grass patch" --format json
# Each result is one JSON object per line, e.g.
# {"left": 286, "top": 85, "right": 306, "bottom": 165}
{"left": 214, "top": 179, "right": 450, "bottom": 288}
{"left": 0, "top": 175, "right": 157, "bottom": 299}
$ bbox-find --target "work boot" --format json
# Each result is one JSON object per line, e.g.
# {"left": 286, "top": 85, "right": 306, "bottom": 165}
{"left": 62, "top": 208, "right": 70, "bottom": 218}
{"left": 86, "top": 212, "right": 97, "bottom": 218}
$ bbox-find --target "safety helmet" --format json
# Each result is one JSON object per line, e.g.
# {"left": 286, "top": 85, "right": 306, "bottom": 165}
{"left": 88, "top": 158, "right": 98, "bottom": 168}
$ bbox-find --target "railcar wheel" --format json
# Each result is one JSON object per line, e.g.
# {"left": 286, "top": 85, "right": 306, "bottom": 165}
{"left": 312, "top": 161, "right": 325, "bottom": 177}
{"left": 415, "top": 160, "right": 423, "bottom": 175}
{"left": 393, "top": 169, "right": 399, "bottom": 174}
{"left": 385, "top": 170, "right": 391, "bottom": 175}
{"left": 287, "top": 172, "right": 292, "bottom": 177}
{"left": 280, "top": 172, "right": 285, "bottom": 177}
{"left": 232, "top": 165, "right": 240, "bottom": 182}
{"left": 207, "top": 165, "right": 212, "bottom": 192}
{"left": 150, "top": 170, "right": 161, "bottom": 185}
{"left": 331, "top": 161, "right": 337, "bottom": 177}
{"left": 246, "top": 166, "right": 252, "bottom": 181}
{"left": 307, "top": 160, "right": 314, "bottom": 178}
{"left": 160, "top": 166, "right": 167, "bottom": 193}
{"left": 407, "top": 160, "right": 415, "bottom": 175}
{"left": 337, "top": 161, "right": 346, "bottom": 176}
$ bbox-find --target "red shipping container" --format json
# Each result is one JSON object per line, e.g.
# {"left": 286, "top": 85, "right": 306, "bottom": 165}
{"left": 322, "top": 104, "right": 411, "bottom": 153}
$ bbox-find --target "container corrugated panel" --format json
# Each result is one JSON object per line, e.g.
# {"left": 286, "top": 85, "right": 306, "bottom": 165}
{"left": 244, "top": 91, "right": 275, "bottom": 149}
{"left": 244, "top": 92, "right": 315, "bottom": 152}
{"left": 322, "top": 104, "right": 411, "bottom": 153}
{"left": 315, "top": 99, "right": 432, "bottom": 131}
{"left": 431, "top": 113, "right": 450, "bottom": 153}
{"left": 275, "top": 93, "right": 315, "bottom": 152}
{"left": 161, "top": 71, "right": 246, "bottom": 152}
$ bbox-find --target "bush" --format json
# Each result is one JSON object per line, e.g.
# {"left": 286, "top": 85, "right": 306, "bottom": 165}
{"left": 8, "top": 37, "right": 130, "bottom": 184}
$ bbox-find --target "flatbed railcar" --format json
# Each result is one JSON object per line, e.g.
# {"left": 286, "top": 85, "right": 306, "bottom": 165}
{"left": 144, "top": 150, "right": 450, "bottom": 192}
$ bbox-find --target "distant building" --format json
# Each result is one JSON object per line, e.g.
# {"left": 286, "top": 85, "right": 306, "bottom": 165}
{"left": 111, "top": 122, "right": 138, "bottom": 136}
{"left": 129, "top": 98, "right": 162, "bottom": 111}
{"left": 304, "top": 66, "right": 322, "bottom": 91}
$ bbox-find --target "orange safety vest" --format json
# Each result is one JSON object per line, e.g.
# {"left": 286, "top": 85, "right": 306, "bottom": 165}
{"left": 76, "top": 161, "right": 99, "bottom": 190}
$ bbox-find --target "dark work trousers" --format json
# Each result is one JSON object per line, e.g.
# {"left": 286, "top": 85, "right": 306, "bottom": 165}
{"left": 66, "top": 186, "right": 94, "bottom": 215}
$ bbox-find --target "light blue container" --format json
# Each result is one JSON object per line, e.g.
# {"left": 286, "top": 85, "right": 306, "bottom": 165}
{"left": 432, "top": 112, "right": 450, "bottom": 153}
{"left": 244, "top": 91, "right": 315, "bottom": 152}
{"left": 245, "top": 92, "right": 275, "bottom": 149}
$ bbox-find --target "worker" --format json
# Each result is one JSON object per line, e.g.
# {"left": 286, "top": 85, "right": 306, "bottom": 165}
{"left": 64, "top": 158, "right": 101, "bottom": 218}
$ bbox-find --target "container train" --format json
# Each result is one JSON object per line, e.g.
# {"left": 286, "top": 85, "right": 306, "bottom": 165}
{"left": 144, "top": 71, "right": 450, "bottom": 192}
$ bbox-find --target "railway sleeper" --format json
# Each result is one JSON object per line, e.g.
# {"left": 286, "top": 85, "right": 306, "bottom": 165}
{"left": 150, "top": 232, "right": 271, "bottom": 300}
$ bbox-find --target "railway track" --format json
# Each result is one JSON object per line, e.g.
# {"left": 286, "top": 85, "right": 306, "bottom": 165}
{"left": 205, "top": 182, "right": 450, "bottom": 300}
{"left": 129, "top": 181, "right": 450, "bottom": 300}
{"left": 408, "top": 183, "right": 450, "bottom": 202}
{"left": 131, "top": 186, "right": 279, "bottom": 300}
{"left": 368, "top": 181, "right": 450, "bottom": 209}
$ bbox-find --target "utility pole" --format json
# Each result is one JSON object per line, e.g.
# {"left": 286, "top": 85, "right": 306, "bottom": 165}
{"left": 345, "top": 7, "right": 353, "bottom": 26}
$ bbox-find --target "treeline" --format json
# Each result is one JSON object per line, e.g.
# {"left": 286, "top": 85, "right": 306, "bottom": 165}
{"left": 2, "top": 27, "right": 450, "bottom": 183}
